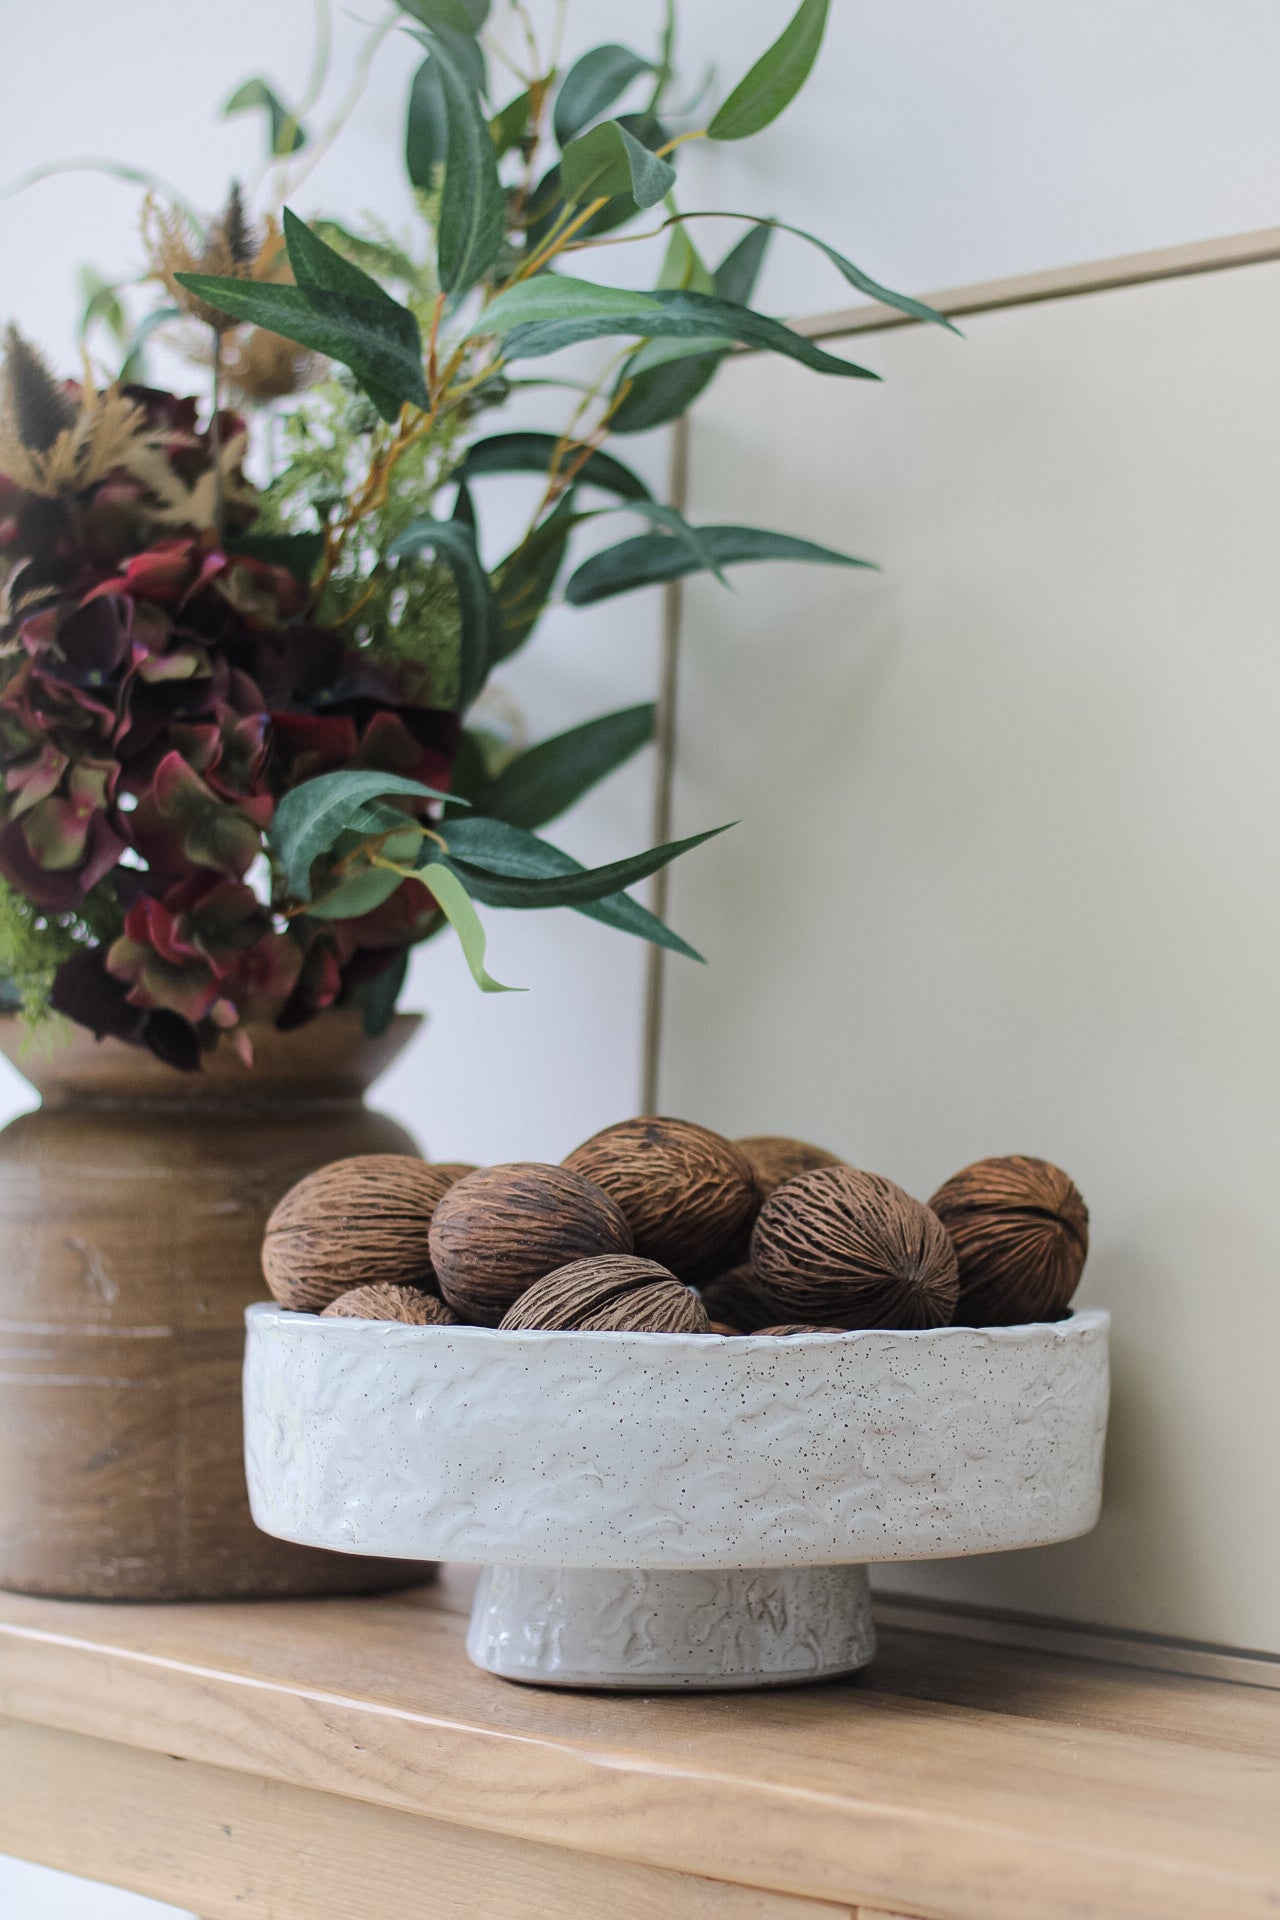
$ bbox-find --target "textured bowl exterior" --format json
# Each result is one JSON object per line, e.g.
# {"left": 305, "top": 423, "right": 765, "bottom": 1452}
{"left": 244, "top": 1306, "right": 1109, "bottom": 1571}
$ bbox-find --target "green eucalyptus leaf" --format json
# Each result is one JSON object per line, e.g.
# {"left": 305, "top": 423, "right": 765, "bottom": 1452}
{"left": 402, "top": 7, "right": 487, "bottom": 92}
{"left": 707, "top": 0, "right": 829, "bottom": 141}
{"left": 406, "top": 56, "right": 447, "bottom": 187}
{"left": 410, "top": 30, "right": 504, "bottom": 289}
{"left": 440, "top": 817, "right": 702, "bottom": 958}
{"left": 610, "top": 349, "right": 722, "bottom": 434}
{"left": 566, "top": 523, "right": 875, "bottom": 605}
{"left": 223, "top": 77, "right": 306, "bottom": 155}
{"left": 355, "top": 951, "right": 409, "bottom": 1037}
{"left": 174, "top": 275, "right": 428, "bottom": 420}
{"left": 489, "top": 88, "right": 532, "bottom": 157}
{"left": 417, "top": 860, "right": 518, "bottom": 991}
{"left": 481, "top": 704, "right": 656, "bottom": 829}
{"left": 386, "top": 515, "right": 500, "bottom": 708}
{"left": 272, "top": 771, "right": 456, "bottom": 900}
{"left": 307, "top": 862, "right": 408, "bottom": 921}
{"left": 658, "top": 225, "right": 715, "bottom": 294}
{"left": 310, "top": 220, "right": 425, "bottom": 291}
{"left": 492, "top": 493, "right": 584, "bottom": 661}
{"left": 553, "top": 44, "right": 653, "bottom": 146}
{"left": 712, "top": 220, "right": 773, "bottom": 304}
{"left": 561, "top": 118, "right": 675, "bottom": 211}
{"left": 226, "top": 530, "right": 324, "bottom": 585}
{"left": 458, "top": 430, "right": 650, "bottom": 500}
{"left": 478, "top": 278, "right": 878, "bottom": 382}
{"left": 477, "top": 275, "right": 660, "bottom": 334}
{"left": 719, "top": 214, "right": 958, "bottom": 332}
{"left": 445, "top": 813, "right": 731, "bottom": 909}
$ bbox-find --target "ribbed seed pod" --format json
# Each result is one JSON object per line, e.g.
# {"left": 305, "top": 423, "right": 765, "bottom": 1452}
{"left": 735, "top": 1135, "right": 844, "bottom": 1198}
{"left": 563, "top": 1116, "right": 759, "bottom": 1284}
{"left": 429, "top": 1163, "right": 632, "bottom": 1325}
{"left": 752, "top": 1166, "right": 959, "bottom": 1330}
{"left": 697, "top": 1263, "right": 780, "bottom": 1332}
{"left": 929, "top": 1155, "right": 1089, "bottom": 1325}
{"left": 321, "top": 1284, "right": 459, "bottom": 1325}
{"left": 499, "top": 1255, "right": 709, "bottom": 1333}
{"left": 262, "top": 1155, "right": 462, "bottom": 1312}
{"left": 756, "top": 1324, "right": 841, "bottom": 1336}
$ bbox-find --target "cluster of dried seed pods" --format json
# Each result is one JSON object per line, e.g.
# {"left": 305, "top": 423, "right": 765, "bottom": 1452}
{"left": 259, "top": 1131, "right": 1089, "bottom": 1335}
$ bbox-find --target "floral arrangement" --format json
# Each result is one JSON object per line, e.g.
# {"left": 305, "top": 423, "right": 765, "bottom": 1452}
{"left": 0, "top": 0, "right": 949, "bottom": 1068}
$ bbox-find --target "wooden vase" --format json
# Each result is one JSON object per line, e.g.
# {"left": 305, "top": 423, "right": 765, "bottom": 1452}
{"left": 0, "top": 1010, "right": 431, "bottom": 1600}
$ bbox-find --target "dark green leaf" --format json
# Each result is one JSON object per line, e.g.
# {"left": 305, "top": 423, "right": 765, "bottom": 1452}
{"left": 712, "top": 220, "right": 773, "bottom": 304}
{"left": 553, "top": 44, "right": 653, "bottom": 146}
{"left": 445, "top": 812, "right": 731, "bottom": 913}
{"left": 271, "top": 770, "right": 457, "bottom": 900}
{"left": 417, "top": 861, "right": 518, "bottom": 990}
{"left": 386, "top": 515, "right": 500, "bottom": 707}
{"left": 355, "top": 951, "right": 409, "bottom": 1036}
{"left": 442, "top": 817, "right": 702, "bottom": 958}
{"left": 561, "top": 118, "right": 675, "bottom": 211}
{"left": 311, "top": 220, "right": 425, "bottom": 291}
{"left": 227, "top": 530, "right": 324, "bottom": 585}
{"left": 406, "top": 56, "right": 447, "bottom": 187}
{"left": 402, "top": 6, "right": 487, "bottom": 91}
{"left": 223, "top": 77, "right": 306, "bottom": 154}
{"left": 174, "top": 276, "right": 428, "bottom": 420}
{"left": 657, "top": 225, "right": 715, "bottom": 294}
{"left": 410, "top": 31, "right": 504, "bottom": 287}
{"left": 724, "top": 215, "right": 958, "bottom": 332}
{"left": 492, "top": 493, "right": 584, "bottom": 661}
{"left": 458, "top": 430, "right": 650, "bottom": 500}
{"left": 307, "top": 861, "right": 409, "bottom": 921}
{"left": 707, "top": 0, "right": 829, "bottom": 141}
{"left": 482, "top": 704, "right": 655, "bottom": 829}
{"left": 610, "top": 349, "right": 722, "bottom": 434}
{"left": 489, "top": 88, "right": 532, "bottom": 158}
{"left": 566, "top": 523, "right": 875, "bottom": 605}
{"left": 477, "top": 278, "right": 878, "bottom": 382}
{"left": 452, "top": 476, "right": 476, "bottom": 530}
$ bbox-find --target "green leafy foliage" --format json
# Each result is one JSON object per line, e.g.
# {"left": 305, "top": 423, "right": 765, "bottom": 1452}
{"left": 491, "top": 495, "right": 584, "bottom": 662}
{"left": 560, "top": 119, "right": 676, "bottom": 211}
{"left": 409, "top": 30, "right": 504, "bottom": 290}
{"left": 566, "top": 523, "right": 875, "bottom": 605}
{"left": 174, "top": 273, "right": 428, "bottom": 420}
{"left": 406, "top": 57, "right": 447, "bottom": 189}
{"left": 270, "top": 771, "right": 459, "bottom": 900}
{"left": 223, "top": 77, "right": 306, "bottom": 155}
{"left": 442, "top": 814, "right": 726, "bottom": 930}
{"left": 416, "top": 860, "right": 518, "bottom": 991}
{"left": 458, "top": 431, "right": 650, "bottom": 500}
{"left": 553, "top": 45, "right": 654, "bottom": 146}
{"left": 386, "top": 515, "right": 501, "bottom": 708}
{"left": 707, "top": 0, "right": 830, "bottom": 141}
{"left": 477, "top": 277, "right": 879, "bottom": 382}
{"left": 480, "top": 705, "right": 656, "bottom": 829}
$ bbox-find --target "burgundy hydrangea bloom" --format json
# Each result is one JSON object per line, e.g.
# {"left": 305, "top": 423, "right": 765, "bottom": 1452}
{"left": 0, "top": 382, "right": 459, "bottom": 1066}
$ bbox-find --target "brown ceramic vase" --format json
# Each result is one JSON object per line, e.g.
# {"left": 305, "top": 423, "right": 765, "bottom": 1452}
{"left": 0, "top": 1010, "right": 431, "bottom": 1600}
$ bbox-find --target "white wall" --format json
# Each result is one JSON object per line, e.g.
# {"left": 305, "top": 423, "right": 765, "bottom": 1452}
{"left": 2, "top": 2, "right": 1279, "bottom": 1910}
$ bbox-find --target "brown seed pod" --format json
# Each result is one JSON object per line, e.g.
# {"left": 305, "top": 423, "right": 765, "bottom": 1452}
{"left": 563, "top": 1116, "right": 759, "bottom": 1284}
{"left": 751, "top": 1166, "right": 959, "bottom": 1330}
{"left": 704, "top": 1320, "right": 743, "bottom": 1336}
{"left": 429, "top": 1163, "right": 632, "bottom": 1325}
{"left": 757, "top": 1324, "right": 841, "bottom": 1336}
{"left": 321, "top": 1284, "right": 459, "bottom": 1326}
{"left": 735, "top": 1135, "right": 844, "bottom": 1198}
{"left": 262, "top": 1155, "right": 460, "bottom": 1313}
{"left": 929, "top": 1155, "right": 1089, "bottom": 1325}
{"left": 697, "top": 1263, "right": 781, "bottom": 1333}
{"left": 500, "top": 1254, "right": 709, "bottom": 1334}
{"left": 428, "top": 1162, "right": 479, "bottom": 1182}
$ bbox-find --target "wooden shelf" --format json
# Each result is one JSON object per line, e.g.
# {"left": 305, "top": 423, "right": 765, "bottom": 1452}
{"left": 0, "top": 1569, "right": 1276, "bottom": 1920}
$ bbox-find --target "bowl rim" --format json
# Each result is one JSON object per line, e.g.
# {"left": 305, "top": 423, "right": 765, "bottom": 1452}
{"left": 245, "top": 1301, "right": 1110, "bottom": 1345}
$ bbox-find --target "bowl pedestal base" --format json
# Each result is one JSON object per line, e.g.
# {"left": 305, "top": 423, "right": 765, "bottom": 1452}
{"left": 466, "top": 1563, "right": 876, "bottom": 1690}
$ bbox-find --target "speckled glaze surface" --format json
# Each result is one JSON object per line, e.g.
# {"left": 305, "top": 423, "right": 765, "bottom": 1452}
{"left": 243, "top": 1308, "right": 1109, "bottom": 1567}
{"left": 243, "top": 1306, "right": 1108, "bottom": 1688}
{"left": 466, "top": 1564, "right": 877, "bottom": 1688}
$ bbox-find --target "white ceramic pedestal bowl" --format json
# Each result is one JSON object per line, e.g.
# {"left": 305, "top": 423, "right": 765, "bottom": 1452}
{"left": 243, "top": 1305, "right": 1109, "bottom": 1691}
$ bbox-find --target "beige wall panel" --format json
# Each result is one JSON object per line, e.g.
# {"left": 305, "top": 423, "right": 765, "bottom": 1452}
{"left": 662, "top": 260, "right": 1280, "bottom": 1652}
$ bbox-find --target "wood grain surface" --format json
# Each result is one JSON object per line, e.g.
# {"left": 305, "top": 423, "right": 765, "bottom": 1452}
{"left": 0, "top": 1571, "right": 1276, "bottom": 1920}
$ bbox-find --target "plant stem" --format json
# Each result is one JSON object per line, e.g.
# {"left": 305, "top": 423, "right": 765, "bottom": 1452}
{"left": 210, "top": 327, "right": 225, "bottom": 548}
